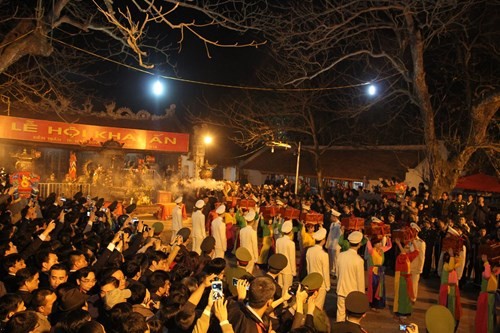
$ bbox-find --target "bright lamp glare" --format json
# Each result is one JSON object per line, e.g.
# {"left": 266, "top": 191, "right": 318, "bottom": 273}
{"left": 367, "top": 84, "right": 377, "bottom": 96}
{"left": 152, "top": 80, "right": 164, "bottom": 96}
{"left": 204, "top": 136, "right": 213, "bottom": 145}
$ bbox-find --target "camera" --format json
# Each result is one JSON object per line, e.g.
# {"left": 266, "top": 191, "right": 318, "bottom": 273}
{"left": 232, "top": 277, "right": 249, "bottom": 290}
{"left": 211, "top": 278, "right": 223, "bottom": 300}
{"left": 399, "top": 324, "right": 407, "bottom": 331}
{"left": 288, "top": 282, "right": 303, "bottom": 296}
{"left": 31, "top": 188, "right": 39, "bottom": 199}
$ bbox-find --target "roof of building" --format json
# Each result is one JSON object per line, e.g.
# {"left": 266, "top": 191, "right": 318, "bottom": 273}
{"left": 241, "top": 146, "right": 426, "bottom": 181}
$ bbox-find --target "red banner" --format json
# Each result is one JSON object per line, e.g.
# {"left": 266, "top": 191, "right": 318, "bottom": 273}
{"left": 0, "top": 115, "right": 189, "bottom": 152}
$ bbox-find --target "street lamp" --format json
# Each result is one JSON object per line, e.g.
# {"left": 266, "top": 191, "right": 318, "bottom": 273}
{"left": 367, "top": 83, "right": 377, "bottom": 96}
{"left": 267, "top": 141, "right": 301, "bottom": 195}
{"left": 294, "top": 142, "right": 301, "bottom": 195}
{"left": 203, "top": 135, "right": 213, "bottom": 145}
{"left": 151, "top": 79, "right": 165, "bottom": 97}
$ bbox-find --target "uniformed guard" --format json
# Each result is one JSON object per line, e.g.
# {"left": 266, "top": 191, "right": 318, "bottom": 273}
{"left": 306, "top": 227, "right": 330, "bottom": 310}
{"left": 226, "top": 247, "right": 254, "bottom": 297}
{"left": 275, "top": 220, "right": 296, "bottom": 298}
{"left": 171, "top": 196, "right": 183, "bottom": 242}
{"left": 331, "top": 291, "right": 369, "bottom": 333}
{"left": 300, "top": 272, "right": 330, "bottom": 333}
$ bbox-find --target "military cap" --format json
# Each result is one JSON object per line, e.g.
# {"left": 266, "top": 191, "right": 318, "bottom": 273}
{"left": 301, "top": 272, "right": 323, "bottom": 291}
{"left": 345, "top": 291, "right": 369, "bottom": 314}
{"left": 152, "top": 222, "right": 164, "bottom": 234}
{"left": 348, "top": 231, "right": 363, "bottom": 244}
{"left": 371, "top": 216, "right": 383, "bottom": 223}
{"left": 281, "top": 220, "right": 293, "bottom": 233}
{"left": 195, "top": 200, "right": 205, "bottom": 209}
{"left": 235, "top": 247, "right": 252, "bottom": 262}
{"left": 410, "top": 222, "right": 421, "bottom": 232}
{"left": 125, "top": 203, "right": 137, "bottom": 214}
{"left": 216, "top": 204, "right": 226, "bottom": 215}
{"left": 108, "top": 201, "right": 118, "bottom": 212}
{"left": 77, "top": 197, "right": 87, "bottom": 205}
{"left": 313, "top": 227, "right": 327, "bottom": 241}
{"left": 117, "top": 214, "right": 129, "bottom": 225}
{"left": 331, "top": 208, "right": 341, "bottom": 217}
{"left": 96, "top": 198, "right": 105, "bottom": 209}
{"left": 73, "top": 191, "right": 83, "bottom": 200}
{"left": 425, "top": 305, "right": 455, "bottom": 333}
{"left": 244, "top": 210, "right": 256, "bottom": 222}
{"left": 268, "top": 253, "right": 287, "bottom": 271}
{"left": 174, "top": 196, "right": 183, "bottom": 204}
{"left": 177, "top": 227, "right": 191, "bottom": 241}
{"left": 200, "top": 236, "right": 216, "bottom": 253}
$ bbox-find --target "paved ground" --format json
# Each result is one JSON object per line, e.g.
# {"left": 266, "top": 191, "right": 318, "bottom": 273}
{"left": 141, "top": 215, "right": 482, "bottom": 333}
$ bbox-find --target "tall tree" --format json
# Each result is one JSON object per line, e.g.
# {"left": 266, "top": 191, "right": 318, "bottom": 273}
{"left": 0, "top": 0, "right": 265, "bottom": 116}
{"left": 203, "top": 0, "right": 499, "bottom": 196}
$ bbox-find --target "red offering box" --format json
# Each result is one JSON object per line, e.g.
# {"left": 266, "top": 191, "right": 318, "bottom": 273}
{"left": 239, "top": 199, "right": 256, "bottom": 209}
{"left": 300, "top": 212, "right": 324, "bottom": 224}
{"left": 441, "top": 235, "right": 464, "bottom": 254}
{"left": 392, "top": 227, "right": 416, "bottom": 244}
{"left": 280, "top": 207, "right": 301, "bottom": 219}
{"left": 261, "top": 206, "right": 280, "bottom": 219}
{"left": 365, "top": 224, "right": 391, "bottom": 237}
{"left": 341, "top": 217, "right": 365, "bottom": 231}
{"left": 479, "top": 241, "right": 500, "bottom": 264}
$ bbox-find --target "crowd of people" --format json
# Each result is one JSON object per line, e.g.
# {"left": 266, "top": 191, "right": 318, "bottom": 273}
{"left": 0, "top": 175, "right": 498, "bottom": 333}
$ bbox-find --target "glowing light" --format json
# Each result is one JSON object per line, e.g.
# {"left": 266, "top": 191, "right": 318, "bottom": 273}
{"left": 152, "top": 80, "right": 164, "bottom": 96}
{"left": 204, "top": 135, "right": 213, "bottom": 145}
{"left": 367, "top": 84, "right": 377, "bottom": 96}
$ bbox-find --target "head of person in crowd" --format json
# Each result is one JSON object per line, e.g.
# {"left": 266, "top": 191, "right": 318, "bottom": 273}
{"left": 3, "top": 253, "right": 26, "bottom": 276}
{"left": 122, "top": 254, "right": 148, "bottom": 282}
{"left": 105, "top": 302, "right": 133, "bottom": 332}
{"left": 158, "top": 282, "right": 190, "bottom": 329}
{"left": 36, "top": 249, "right": 59, "bottom": 273}
{"left": 101, "top": 267, "right": 127, "bottom": 290}
{"left": 148, "top": 251, "right": 169, "bottom": 273}
{"left": 247, "top": 276, "right": 276, "bottom": 317}
{"left": 438, "top": 219, "right": 448, "bottom": 232}
{"left": 76, "top": 320, "right": 106, "bottom": 333}
{"left": 56, "top": 285, "right": 89, "bottom": 314}
{"left": 313, "top": 227, "right": 327, "bottom": 246}
{"left": 99, "top": 276, "right": 119, "bottom": 300}
{"left": 235, "top": 247, "right": 252, "bottom": 269}
{"left": 180, "top": 276, "right": 198, "bottom": 294}
{"left": 204, "top": 258, "right": 226, "bottom": 280}
{"left": 49, "top": 264, "right": 68, "bottom": 291}
{"left": 122, "top": 312, "right": 150, "bottom": 333}
{"left": 267, "top": 254, "right": 287, "bottom": 277}
{"left": 4, "top": 310, "right": 38, "bottom": 333}
{"left": 53, "top": 308, "right": 91, "bottom": 333}
{"left": 31, "top": 288, "right": 57, "bottom": 317}
{"left": 0, "top": 241, "right": 17, "bottom": 258}
{"left": 0, "top": 294, "right": 26, "bottom": 323}
{"left": 345, "top": 291, "right": 369, "bottom": 323}
{"left": 281, "top": 220, "right": 293, "bottom": 237}
{"left": 16, "top": 267, "right": 40, "bottom": 293}
{"left": 200, "top": 236, "right": 215, "bottom": 258}
{"left": 348, "top": 231, "right": 363, "bottom": 249}
{"left": 425, "top": 305, "right": 455, "bottom": 333}
{"left": 147, "top": 270, "right": 171, "bottom": 299}
{"left": 76, "top": 267, "right": 97, "bottom": 294}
